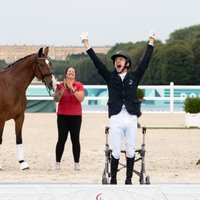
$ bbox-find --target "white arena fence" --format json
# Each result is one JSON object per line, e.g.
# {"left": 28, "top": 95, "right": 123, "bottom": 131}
{"left": 26, "top": 82, "right": 200, "bottom": 112}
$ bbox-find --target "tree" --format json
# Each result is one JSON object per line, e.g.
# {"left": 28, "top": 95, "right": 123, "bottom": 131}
{"left": 75, "top": 56, "right": 106, "bottom": 85}
{"left": 50, "top": 24, "right": 200, "bottom": 85}
{"left": 142, "top": 42, "right": 165, "bottom": 85}
{"left": 51, "top": 60, "right": 68, "bottom": 81}
{"left": 161, "top": 42, "right": 195, "bottom": 85}
{"left": 191, "top": 38, "right": 200, "bottom": 84}
{"left": 168, "top": 24, "right": 200, "bottom": 42}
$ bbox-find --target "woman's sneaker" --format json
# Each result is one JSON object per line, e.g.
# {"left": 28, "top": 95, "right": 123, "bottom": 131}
{"left": 74, "top": 163, "right": 80, "bottom": 171}
{"left": 55, "top": 162, "right": 61, "bottom": 170}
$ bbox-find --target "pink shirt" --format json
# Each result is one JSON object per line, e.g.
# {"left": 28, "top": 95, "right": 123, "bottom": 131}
{"left": 56, "top": 81, "right": 84, "bottom": 115}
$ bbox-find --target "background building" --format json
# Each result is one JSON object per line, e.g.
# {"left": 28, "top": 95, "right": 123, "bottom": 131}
{"left": 0, "top": 45, "right": 111, "bottom": 63}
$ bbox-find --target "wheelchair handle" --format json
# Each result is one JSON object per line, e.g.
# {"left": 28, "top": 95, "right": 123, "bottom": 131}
{"left": 142, "top": 127, "right": 146, "bottom": 134}
{"left": 105, "top": 126, "right": 110, "bottom": 134}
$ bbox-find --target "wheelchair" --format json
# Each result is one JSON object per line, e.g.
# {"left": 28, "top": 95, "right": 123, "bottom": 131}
{"left": 102, "top": 126, "right": 150, "bottom": 185}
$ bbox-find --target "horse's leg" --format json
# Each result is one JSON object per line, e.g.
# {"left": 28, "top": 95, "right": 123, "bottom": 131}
{"left": 0, "top": 121, "right": 5, "bottom": 170}
{"left": 14, "top": 113, "right": 29, "bottom": 170}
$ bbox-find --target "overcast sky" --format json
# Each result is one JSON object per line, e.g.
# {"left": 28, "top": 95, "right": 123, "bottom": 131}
{"left": 0, "top": 0, "right": 199, "bottom": 46}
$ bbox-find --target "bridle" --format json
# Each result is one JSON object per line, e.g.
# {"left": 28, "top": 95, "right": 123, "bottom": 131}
{"left": 35, "top": 55, "right": 53, "bottom": 95}
{"left": 36, "top": 57, "right": 52, "bottom": 80}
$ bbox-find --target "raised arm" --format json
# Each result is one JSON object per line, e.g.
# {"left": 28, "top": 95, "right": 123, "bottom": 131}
{"left": 80, "top": 32, "right": 111, "bottom": 82}
{"left": 135, "top": 30, "right": 156, "bottom": 84}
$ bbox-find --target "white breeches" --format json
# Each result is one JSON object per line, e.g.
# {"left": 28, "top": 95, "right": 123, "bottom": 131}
{"left": 109, "top": 107, "right": 137, "bottom": 159}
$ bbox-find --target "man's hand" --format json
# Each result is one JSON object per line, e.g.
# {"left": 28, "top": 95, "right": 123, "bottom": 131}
{"left": 80, "top": 32, "right": 90, "bottom": 49}
{"left": 149, "top": 29, "right": 155, "bottom": 46}
{"left": 149, "top": 29, "right": 156, "bottom": 39}
{"left": 80, "top": 32, "right": 89, "bottom": 42}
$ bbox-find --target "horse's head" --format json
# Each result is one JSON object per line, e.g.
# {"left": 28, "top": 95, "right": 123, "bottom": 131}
{"left": 35, "top": 47, "right": 57, "bottom": 92}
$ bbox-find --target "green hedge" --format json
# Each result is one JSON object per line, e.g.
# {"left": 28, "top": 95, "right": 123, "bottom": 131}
{"left": 184, "top": 97, "right": 200, "bottom": 113}
{"left": 137, "top": 88, "right": 144, "bottom": 99}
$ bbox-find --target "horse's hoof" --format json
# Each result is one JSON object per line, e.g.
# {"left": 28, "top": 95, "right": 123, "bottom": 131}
{"left": 19, "top": 162, "right": 29, "bottom": 170}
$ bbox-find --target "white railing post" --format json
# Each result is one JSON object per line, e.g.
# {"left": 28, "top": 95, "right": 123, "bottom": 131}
{"left": 170, "top": 82, "right": 174, "bottom": 112}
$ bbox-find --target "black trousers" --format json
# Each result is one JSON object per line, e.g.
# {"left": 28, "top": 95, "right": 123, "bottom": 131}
{"left": 56, "top": 114, "right": 82, "bottom": 163}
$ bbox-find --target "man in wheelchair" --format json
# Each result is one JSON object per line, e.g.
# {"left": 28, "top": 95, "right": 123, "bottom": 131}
{"left": 81, "top": 31, "right": 155, "bottom": 184}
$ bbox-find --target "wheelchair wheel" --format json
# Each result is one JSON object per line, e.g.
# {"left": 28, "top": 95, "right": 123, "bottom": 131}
{"left": 139, "top": 173, "right": 150, "bottom": 185}
{"left": 102, "top": 169, "right": 109, "bottom": 184}
{"left": 139, "top": 174, "right": 144, "bottom": 184}
{"left": 102, "top": 176, "right": 108, "bottom": 184}
{"left": 145, "top": 175, "right": 150, "bottom": 185}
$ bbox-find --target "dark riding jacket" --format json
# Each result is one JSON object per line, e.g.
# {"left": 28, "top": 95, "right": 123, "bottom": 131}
{"left": 86, "top": 44, "right": 154, "bottom": 118}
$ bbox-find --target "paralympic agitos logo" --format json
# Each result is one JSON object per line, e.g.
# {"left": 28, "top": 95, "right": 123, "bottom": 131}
{"left": 96, "top": 193, "right": 104, "bottom": 200}
{"left": 95, "top": 193, "right": 112, "bottom": 200}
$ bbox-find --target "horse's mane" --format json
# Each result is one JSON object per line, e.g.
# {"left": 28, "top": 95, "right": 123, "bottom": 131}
{"left": 4, "top": 53, "right": 36, "bottom": 70}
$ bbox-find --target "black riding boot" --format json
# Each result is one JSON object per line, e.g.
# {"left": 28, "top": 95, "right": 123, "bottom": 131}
{"left": 110, "top": 155, "right": 119, "bottom": 184}
{"left": 125, "top": 157, "right": 135, "bottom": 185}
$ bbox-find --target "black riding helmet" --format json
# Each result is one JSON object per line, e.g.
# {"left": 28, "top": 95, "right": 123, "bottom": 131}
{"left": 111, "top": 50, "right": 132, "bottom": 68}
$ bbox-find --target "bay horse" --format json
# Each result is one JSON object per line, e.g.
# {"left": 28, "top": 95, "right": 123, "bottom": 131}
{"left": 0, "top": 47, "right": 55, "bottom": 170}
